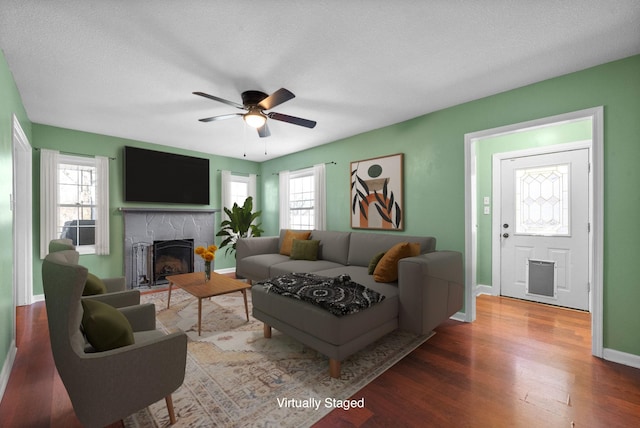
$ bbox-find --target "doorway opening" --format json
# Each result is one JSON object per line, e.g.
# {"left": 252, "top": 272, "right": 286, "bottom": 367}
{"left": 464, "top": 107, "right": 604, "bottom": 357}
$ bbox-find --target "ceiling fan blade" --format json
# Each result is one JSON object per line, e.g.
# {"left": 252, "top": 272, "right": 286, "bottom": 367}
{"left": 268, "top": 112, "right": 317, "bottom": 129}
{"left": 193, "top": 91, "right": 245, "bottom": 109}
{"left": 258, "top": 88, "right": 295, "bottom": 110}
{"left": 257, "top": 123, "right": 271, "bottom": 138}
{"left": 198, "top": 113, "right": 243, "bottom": 122}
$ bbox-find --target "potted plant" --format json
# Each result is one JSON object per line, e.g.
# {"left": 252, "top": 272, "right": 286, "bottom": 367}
{"left": 216, "top": 196, "right": 264, "bottom": 256}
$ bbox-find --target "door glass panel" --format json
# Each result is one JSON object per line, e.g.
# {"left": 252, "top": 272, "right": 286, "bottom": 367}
{"left": 515, "top": 163, "right": 569, "bottom": 236}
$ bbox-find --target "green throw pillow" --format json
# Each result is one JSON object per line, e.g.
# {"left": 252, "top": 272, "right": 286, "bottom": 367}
{"left": 290, "top": 239, "right": 320, "bottom": 261}
{"left": 368, "top": 252, "right": 386, "bottom": 275}
{"left": 81, "top": 299, "right": 134, "bottom": 352}
{"left": 83, "top": 272, "right": 107, "bottom": 296}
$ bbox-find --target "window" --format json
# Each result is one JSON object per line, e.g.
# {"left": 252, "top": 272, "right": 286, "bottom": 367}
{"left": 289, "top": 169, "right": 315, "bottom": 229}
{"left": 279, "top": 163, "right": 326, "bottom": 231}
{"left": 220, "top": 169, "right": 257, "bottom": 216}
{"left": 58, "top": 157, "right": 97, "bottom": 246}
{"left": 230, "top": 175, "right": 250, "bottom": 207}
{"left": 40, "top": 149, "right": 110, "bottom": 257}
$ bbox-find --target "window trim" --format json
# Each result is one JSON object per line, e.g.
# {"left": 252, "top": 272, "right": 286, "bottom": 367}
{"left": 40, "top": 149, "right": 110, "bottom": 257}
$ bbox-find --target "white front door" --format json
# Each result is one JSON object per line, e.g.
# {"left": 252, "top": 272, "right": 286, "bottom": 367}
{"left": 500, "top": 149, "right": 589, "bottom": 310}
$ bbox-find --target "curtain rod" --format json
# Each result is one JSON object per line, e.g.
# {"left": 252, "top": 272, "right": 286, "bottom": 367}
{"left": 271, "top": 161, "right": 336, "bottom": 175}
{"left": 34, "top": 147, "right": 116, "bottom": 160}
{"left": 216, "top": 169, "right": 261, "bottom": 177}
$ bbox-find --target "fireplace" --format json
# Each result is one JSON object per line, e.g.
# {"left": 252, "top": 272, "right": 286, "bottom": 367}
{"left": 121, "top": 208, "right": 218, "bottom": 289}
{"left": 153, "top": 239, "right": 194, "bottom": 284}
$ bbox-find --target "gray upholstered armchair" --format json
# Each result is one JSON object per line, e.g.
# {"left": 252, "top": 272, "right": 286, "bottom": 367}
{"left": 48, "top": 238, "right": 140, "bottom": 308}
{"left": 42, "top": 250, "right": 188, "bottom": 427}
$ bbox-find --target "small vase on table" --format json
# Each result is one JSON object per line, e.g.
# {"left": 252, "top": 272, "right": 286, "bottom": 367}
{"left": 204, "top": 261, "right": 211, "bottom": 281}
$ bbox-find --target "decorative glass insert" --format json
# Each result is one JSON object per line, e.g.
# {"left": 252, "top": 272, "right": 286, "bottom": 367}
{"left": 515, "top": 163, "right": 569, "bottom": 236}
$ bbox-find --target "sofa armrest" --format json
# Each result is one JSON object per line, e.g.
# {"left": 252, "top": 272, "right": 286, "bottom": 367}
{"left": 236, "top": 236, "right": 280, "bottom": 261}
{"left": 397, "top": 251, "right": 464, "bottom": 335}
{"left": 82, "top": 289, "right": 141, "bottom": 308}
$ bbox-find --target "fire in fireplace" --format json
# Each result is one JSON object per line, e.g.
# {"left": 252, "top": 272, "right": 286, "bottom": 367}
{"left": 153, "top": 239, "right": 194, "bottom": 284}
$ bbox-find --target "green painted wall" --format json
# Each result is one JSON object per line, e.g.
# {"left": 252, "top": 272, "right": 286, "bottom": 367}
{"left": 260, "top": 55, "right": 640, "bottom": 357}
{"left": 0, "top": 49, "right": 32, "bottom": 373}
{"left": 30, "top": 124, "right": 261, "bottom": 295}
{"left": 476, "top": 119, "right": 592, "bottom": 285}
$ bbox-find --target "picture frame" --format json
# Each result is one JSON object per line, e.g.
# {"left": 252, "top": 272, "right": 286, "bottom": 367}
{"left": 350, "top": 153, "right": 404, "bottom": 230}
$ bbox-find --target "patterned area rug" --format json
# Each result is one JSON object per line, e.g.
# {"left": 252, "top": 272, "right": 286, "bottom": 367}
{"left": 124, "top": 288, "right": 432, "bottom": 427}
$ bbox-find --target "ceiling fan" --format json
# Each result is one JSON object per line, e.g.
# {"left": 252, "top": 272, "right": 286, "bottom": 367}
{"left": 193, "top": 88, "right": 317, "bottom": 137}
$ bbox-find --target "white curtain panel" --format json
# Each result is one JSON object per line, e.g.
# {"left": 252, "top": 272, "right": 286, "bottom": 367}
{"left": 313, "top": 163, "right": 327, "bottom": 230}
{"left": 40, "top": 149, "right": 59, "bottom": 258}
{"left": 220, "top": 169, "right": 232, "bottom": 221}
{"left": 279, "top": 170, "right": 290, "bottom": 230}
{"left": 248, "top": 173, "right": 257, "bottom": 205}
{"left": 95, "top": 155, "right": 110, "bottom": 255}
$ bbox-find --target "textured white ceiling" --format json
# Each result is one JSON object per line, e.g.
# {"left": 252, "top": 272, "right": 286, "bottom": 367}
{"left": 1, "top": 1, "right": 639, "bottom": 161}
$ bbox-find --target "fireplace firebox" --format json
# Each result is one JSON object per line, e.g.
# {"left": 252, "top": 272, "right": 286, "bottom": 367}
{"left": 153, "top": 239, "right": 194, "bottom": 284}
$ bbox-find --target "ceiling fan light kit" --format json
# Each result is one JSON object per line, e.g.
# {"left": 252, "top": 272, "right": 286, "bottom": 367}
{"left": 243, "top": 108, "right": 266, "bottom": 128}
{"left": 194, "top": 88, "right": 316, "bottom": 138}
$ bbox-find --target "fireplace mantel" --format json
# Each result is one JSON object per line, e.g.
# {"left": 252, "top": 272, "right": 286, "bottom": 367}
{"left": 119, "top": 207, "right": 220, "bottom": 214}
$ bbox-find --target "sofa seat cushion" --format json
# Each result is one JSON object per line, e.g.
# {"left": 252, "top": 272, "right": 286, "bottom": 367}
{"left": 270, "top": 259, "right": 346, "bottom": 277}
{"left": 240, "top": 254, "right": 290, "bottom": 280}
{"left": 251, "top": 279, "right": 398, "bottom": 346}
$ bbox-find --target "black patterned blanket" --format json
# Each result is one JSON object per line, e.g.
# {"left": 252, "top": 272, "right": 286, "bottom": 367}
{"left": 257, "top": 273, "right": 385, "bottom": 317}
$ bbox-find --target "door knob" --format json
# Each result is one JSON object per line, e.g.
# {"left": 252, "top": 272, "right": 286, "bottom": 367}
{"left": 502, "top": 233, "right": 510, "bottom": 238}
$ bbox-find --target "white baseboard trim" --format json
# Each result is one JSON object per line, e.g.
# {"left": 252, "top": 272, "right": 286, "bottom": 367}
{"left": 0, "top": 340, "right": 17, "bottom": 403}
{"left": 603, "top": 348, "right": 640, "bottom": 370}
{"left": 214, "top": 267, "right": 236, "bottom": 275}
{"left": 32, "top": 294, "right": 45, "bottom": 303}
{"left": 475, "top": 284, "right": 494, "bottom": 296}
{"left": 450, "top": 311, "right": 466, "bottom": 322}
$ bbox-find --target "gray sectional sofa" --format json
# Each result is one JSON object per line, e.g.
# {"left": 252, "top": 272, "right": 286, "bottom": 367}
{"left": 236, "top": 229, "right": 464, "bottom": 378}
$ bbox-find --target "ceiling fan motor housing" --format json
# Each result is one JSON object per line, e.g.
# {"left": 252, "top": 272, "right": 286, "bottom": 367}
{"left": 241, "top": 90, "right": 269, "bottom": 107}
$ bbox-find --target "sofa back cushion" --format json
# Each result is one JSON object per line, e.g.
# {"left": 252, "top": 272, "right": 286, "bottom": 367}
{"left": 310, "top": 230, "right": 351, "bottom": 265}
{"left": 347, "top": 232, "right": 436, "bottom": 267}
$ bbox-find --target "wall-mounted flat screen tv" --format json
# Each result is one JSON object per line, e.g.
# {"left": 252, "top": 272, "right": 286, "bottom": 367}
{"left": 124, "top": 146, "right": 210, "bottom": 204}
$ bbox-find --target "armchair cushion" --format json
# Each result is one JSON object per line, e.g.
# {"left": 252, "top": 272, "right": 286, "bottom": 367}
{"left": 81, "top": 299, "right": 134, "bottom": 351}
{"left": 83, "top": 272, "right": 107, "bottom": 296}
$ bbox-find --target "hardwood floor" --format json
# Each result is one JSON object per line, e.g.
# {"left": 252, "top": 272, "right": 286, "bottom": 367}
{"left": 1, "top": 295, "right": 639, "bottom": 427}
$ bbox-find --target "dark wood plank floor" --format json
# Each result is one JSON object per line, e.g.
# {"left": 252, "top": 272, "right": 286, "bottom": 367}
{"left": 1, "top": 295, "right": 639, "bottom": 427}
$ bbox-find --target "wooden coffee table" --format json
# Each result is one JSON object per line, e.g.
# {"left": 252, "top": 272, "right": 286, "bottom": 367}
{"left": 166, "top": 271, "right": 251, "bottom": 336}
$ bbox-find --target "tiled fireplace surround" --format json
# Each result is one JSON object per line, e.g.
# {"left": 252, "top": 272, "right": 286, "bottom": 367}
{"left": 121, "top": 208, "right": 218, "bottom": 288}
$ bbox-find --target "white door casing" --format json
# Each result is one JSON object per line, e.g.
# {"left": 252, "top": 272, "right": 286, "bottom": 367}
{"left": 464, "top": 106, "right": 603, "bottom": 358}
{"left": 499, "top": 149, "right": 590, "bottom": 310}
{"left": 12, "top": 114, "right": 34, "bottom": 307}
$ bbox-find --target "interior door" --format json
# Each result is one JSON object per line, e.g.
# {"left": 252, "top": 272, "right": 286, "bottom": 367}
{"left": 500, "top": 149, "right": 589, "bottom": 310}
